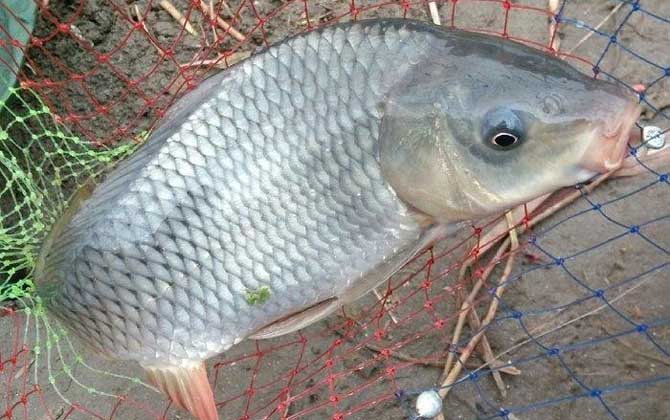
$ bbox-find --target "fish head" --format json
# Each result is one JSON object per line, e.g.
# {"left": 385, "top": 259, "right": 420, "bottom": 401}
{"left": 379, "top": 30, "right": 641, "bottom": 223}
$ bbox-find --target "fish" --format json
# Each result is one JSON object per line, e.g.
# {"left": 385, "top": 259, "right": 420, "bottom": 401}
{"left": 34, "top": 18, "right": 641, "bottom": 420}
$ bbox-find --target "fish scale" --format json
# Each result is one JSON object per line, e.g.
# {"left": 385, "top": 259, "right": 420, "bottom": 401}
{"left": 38, "top": 20, "right": 429, "bottom": 364}
{"left": 35, "top": 18, "right": 641, "bottom": 420}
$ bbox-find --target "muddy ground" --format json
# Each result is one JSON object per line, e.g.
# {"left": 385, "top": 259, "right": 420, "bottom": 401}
{"left": 0, "top": 0, "right": 668, "bottom": 419}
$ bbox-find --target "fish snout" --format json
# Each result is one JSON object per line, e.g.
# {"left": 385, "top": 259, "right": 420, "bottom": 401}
{"left": 579, "top": 102, "right": 642, "bottom": 173}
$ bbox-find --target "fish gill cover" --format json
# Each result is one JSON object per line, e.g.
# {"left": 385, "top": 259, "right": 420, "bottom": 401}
{"left": 0, "top": 1, "right": 668, "bottom": 419}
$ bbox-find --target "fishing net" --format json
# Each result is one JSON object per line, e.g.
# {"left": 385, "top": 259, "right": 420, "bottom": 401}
{"left": 0, "top": 0, "right": 668, "bottom": 419}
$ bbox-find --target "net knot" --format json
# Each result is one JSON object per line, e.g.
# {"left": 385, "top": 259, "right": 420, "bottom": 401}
{"left": 548, "top": 347, "right": 560, "bottom": 356}
{"left": 96, "top": 54, "right": 110, "bottom": 63}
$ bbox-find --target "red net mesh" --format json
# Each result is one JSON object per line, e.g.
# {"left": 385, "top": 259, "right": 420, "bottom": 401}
{"left": 2, "top": 1, "right": 669, "bottom": 419}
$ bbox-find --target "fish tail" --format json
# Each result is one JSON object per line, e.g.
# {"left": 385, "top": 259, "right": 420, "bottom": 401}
{"left": 143, "top": 361, "right": 218, "bottom": 420}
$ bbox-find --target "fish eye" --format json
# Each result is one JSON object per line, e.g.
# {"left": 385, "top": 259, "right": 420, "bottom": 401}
{"left": 491, "top": 131, "right": 519, "bottom": 148}
{"left": 482, "top": 108, "right": 525, "bottom": 151}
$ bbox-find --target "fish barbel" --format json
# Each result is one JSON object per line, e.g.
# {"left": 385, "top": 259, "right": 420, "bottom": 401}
{"left": 35, "top": 18, "right": 640, "bottom": 420}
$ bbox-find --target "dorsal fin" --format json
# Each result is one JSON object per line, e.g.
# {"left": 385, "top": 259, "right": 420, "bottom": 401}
{"left": 143, "top": 361, "right": 218, "bottom": 420}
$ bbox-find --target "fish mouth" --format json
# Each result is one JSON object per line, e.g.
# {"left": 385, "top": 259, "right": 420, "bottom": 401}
{"left": 579, "top": 102, "right": 642, "bottom": 173}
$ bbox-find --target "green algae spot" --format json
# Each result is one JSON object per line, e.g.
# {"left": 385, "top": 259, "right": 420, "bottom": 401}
{"left": 245, "top": 286, "right": 271, "bottom": 306}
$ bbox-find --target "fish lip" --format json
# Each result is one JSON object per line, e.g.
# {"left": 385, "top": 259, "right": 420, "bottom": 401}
{"left": 580, "top": 102, "right": 642, "bottom": 173}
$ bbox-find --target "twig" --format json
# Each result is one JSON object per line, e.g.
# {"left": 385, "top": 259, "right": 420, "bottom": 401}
{"left": 197, "top": 21, "right": 211, "bottom": 47}
{"left": 199, "top": 0, "right": 246, "bottom": 42}
{"left": 331, "top": 328, "right": 498, "bottom": 370}
{"left": 470, "top": 308, "right": 507, "bottom": 397}
{"left": 179, "top": 51, "right": 251, "bottom": 69}
{"left": 470, "top": 273, "right": 659, "bottom": 376}
{"left": 133, "top": 4, "right": 166, "bottom": 56}
{"left": 217, "top": 0, "right": 236, "bottom": 19}
{"left": 427, "top": 2, "right": 442, "bottom": 26}
{"left": 364, "top": 340, "right": 445, "bottom": 367}
{"left": 372, "top": 287, "right": 399, "bottom": 324}
{"left": 159, "top": 0, "right": 198, "bottom": 36}
{"left": 565, "top": 2, "right": 624, "bottom": 55}
{"left": 281, "top": 388, "right": 291, "bottom": 419}
{"left": 442, "top": 265, "right": 468, "bottom": 377}
{"left": 548, "top": 0, "right": 561, "bottom": 51}
{"left": 615, "top": 145, "right": 670, "bottom": 178}
{"left": 467, "top": 308, "right": 521, "bottom": 397}
{"left": 209, "top": 0, "right": 219, "bottom": 44}
{"left": 599, "top": 324, "right": 670, "bottom": 367}
{"left": 442, "top": 240, "right": 512, "bottom": 379}
{"left": 437, "top": 213, "right": 519, "bottom": 402}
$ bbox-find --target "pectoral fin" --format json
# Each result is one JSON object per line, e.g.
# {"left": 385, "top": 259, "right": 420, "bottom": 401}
{"left": 143, "top": 361, "right": 217, "bottom": 420}
{"left": 249, "top": 297, "right": 340, "bottom": 340}
{"left": 338, "top": 223, "right": 451, "bottom": 305}
{"left": 250, "top": 223, "right": 452, "bottom": 341}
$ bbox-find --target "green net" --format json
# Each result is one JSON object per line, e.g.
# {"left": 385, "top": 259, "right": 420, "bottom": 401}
{"left": 0, "top": 86, "right": 134, "bottom": 303}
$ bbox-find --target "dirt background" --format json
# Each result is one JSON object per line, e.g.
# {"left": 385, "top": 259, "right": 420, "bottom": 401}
{"left": 1, "top": 1, "right": 669, "bottom": 420}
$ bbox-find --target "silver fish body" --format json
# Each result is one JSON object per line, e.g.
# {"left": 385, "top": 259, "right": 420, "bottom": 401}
{"left": 35, "top": 18, "right": 639, "bottom": 420}
{"left": 38, "top": 20, "right": 435, "bottom": 364}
